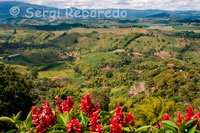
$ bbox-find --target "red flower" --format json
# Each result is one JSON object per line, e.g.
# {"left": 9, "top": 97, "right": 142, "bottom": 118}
{"left": 192, "top": 112, "right": 200, "bottom": 129}
{"left": 67, "top": 119, "right": 83, "bottom": 133}
{"left": 55, "top": 96, "right": 61, "bottom": 105}
{"left": 96, "top": 124, "right": 104, "bottom": 133}
{"left": 31, "top": 101, "right": 56, "bottom": 133}
{"left": 162, "top": 114, "right": 170, "bottom": 121}
{"left": 175, "top": 113, "right": 184, "bottom": 126}
{"left": 61, "top": 96, "right": 74, "bottom": 113}
{"left": 184, "top": 105, "right": 194, "bottom": 122}
{"left": 114, "top": 105, "right": 124, "bottom": 124}
{"left": 55, "top": 96, "right": 74, "bottom": 113}
{"left": 55, "top": 96, "right": 62, "bottom": 113}
{"left": 80, "top": 94, "right": 100, "bottom": 117}
{"left": 110, "top": 105, "right": 124, "bottom": 133}
{"left": 31, "top": 106, "right": 40, "bottom": 125}
{"left": 110, "top": 117, "right": 123, "bottom": 133}
{"left": 89, "top": 111, "right": 103, "bottom": 133}
{"left": 124, "top": 113, "right": 135, "bottom": 127}
{"left": 155, "top": 124, "right": 160, "bottom": 129}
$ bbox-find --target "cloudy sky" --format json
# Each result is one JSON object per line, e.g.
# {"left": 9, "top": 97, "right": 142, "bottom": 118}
{"left": 2, "top": 0, "right": 200, "bottom": 10}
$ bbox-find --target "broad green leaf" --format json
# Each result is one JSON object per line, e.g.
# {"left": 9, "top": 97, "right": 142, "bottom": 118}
{"left": 161, "top": 120, "right": 179, "bottom": 129}
{"left": 186, "top": 119, "right": 197, "bottom": 127}
{"left": 165, "top": 129, "right": 174, "bottom": 133}
{"left": 162, "top": 124, "right": 177, "bottom": 132}
{"left": 150, "top": 125, "right": 159, "bottom": 131}
{"left": 49, "top": 130, "right": 66, "bottom": 133}
{"left": 135, "top": 125, "right": 150, "bottom": 132}
{"left": 196, "top": 130, "right": 200, "bottom": 133}
{"left": 0, "top": 117, "right": 15, "bottom": 124}
{"left": 56, "top": 113, "right": 70, "bottom": 126}
{"left": 180, "top": 119, "right": 197, "bottom": 132}
{"left": 7, "top": 129, "right": 17, "bottom": 133}
{"left": 52, "top": 124, "right": 66, "bottom": 130}
{"left": 189, "top": 124, "right": 197, "bottom": 133}
{"left": 158, "top": 129, "right": 167, "bottom": 133}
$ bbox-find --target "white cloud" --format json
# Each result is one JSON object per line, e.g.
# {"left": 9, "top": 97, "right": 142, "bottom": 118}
{"left": 1, "top": 0, "right": 200, "bottom": 10}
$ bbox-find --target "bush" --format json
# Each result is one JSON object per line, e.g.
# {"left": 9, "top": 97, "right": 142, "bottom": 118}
{"left": 0, "top": 64, "right": 35, "bottom": 131}
{"left": 0, "top": 94, "right": 200, "bottom": 133}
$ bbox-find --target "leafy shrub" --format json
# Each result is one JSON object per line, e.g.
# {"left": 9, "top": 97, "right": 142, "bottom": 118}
{"left": 0, "top": 94, "right": 200, "bottom": 133}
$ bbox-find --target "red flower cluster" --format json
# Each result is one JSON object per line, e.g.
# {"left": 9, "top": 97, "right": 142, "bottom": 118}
{"left": 184, "top": 106, "right": 200, "bottom": 129}
{"left": 114, "top": 105, "right": 124, "bottom": 124}
{"left": 67, "top": 119, "right": 83, "bottom": 133}
{"left": 156, "top": 105, "right": 200, "bottom": 130}
{"left": 155, "top": 113, "right": 170, "bottom": 129}
{"left": 89, "top": 111, "right": 103, "bottom": 133}
{"left": 162, "top": 113, "right": 170, "bottom": 121}
{"left": 55, "top": 96, "right": 74, "bottom": 113}
{"left": 32, "top": 101, "right": 56, "bottom": 133}
{"left": 31, "top": 106, "right": 40, "bottom": 125}
{"left": 184, "top": 105, "right": 194, "bottom": 122}
{"left": 80, "top": 94, "right": 100, "bottom": 117}
{"left": 125, "top": 113, "right": 135, "bottom": 127}
{"left": 109, "top": 105, "right": 135, "bottom": 133}
{"left": 110, "top": 117, "right": 124, "bottom": 133}
{"left": 175, "top": 113, "right": 184, "bottom": 126}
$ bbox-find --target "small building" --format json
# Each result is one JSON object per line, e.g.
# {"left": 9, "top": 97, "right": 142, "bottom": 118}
{"left": 102, "top": 86, "right": 109, "bottom": 89}
{"left": 8, "top": 54, "right": 20, "bottom": 58}
{"left": 128, "top": 52, "right": 141, "bottom": 56}
{"left": 168, "top": 64, "right": 174, "bottom": 67}
{"left": 52, "top": 77, "right": 61, "bottom": 81}
{"left": 128, "top": 91, "right": 134, "bottom": 95}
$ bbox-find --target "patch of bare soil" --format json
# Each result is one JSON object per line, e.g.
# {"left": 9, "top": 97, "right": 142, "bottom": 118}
{"left": 154, "top": 51, "right": 172, "bottom": 59}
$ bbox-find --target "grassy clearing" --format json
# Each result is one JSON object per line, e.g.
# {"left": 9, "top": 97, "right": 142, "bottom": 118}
{"left": 68, "top": 28, "right": 147, "bottom": 35}
{"left": 82, "top": 52, "right": 119, "bottom": 68}
{"left": 38, "top": 69, "right": 75, "bottom": 79}
{"left": 173, "top": 26, "right": 200, "bottom": 31}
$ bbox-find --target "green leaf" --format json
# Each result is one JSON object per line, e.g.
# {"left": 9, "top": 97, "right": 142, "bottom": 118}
{"left": 0, "top": 117, "right": 15, "bottom": 124}
{"left": 103, "top": 125, "right": 110, "bottom": 131}
{"left": 158, "top": 129, "right": 167, "bottom": 133}
{"left": 161, "top": 120, "right": 179, "bottom": 129}
{"left": 49, "top": 130, "right": 66, "bottom": 133}
{"left": 25, "top": 111, "right": 32, "bottom": 129}
{"left": 7, "top": 129, "right": 17, "bottom": 133}
{"left": 185, "top": 119, "right": 197, "bottom": 127}
{"left": 135, "top": 125, "right": 150, "bottom": 132}
{"left": 52, "top": 124, "right": 66, "bottom": 130}
{"left": 79, "top": 111, "right": 89, "bottom": 128}
{"left": 122, "top": 127, "right": 131, "bottom": 132}
{"left": 196, "top": 130, "right": 200, "bottom": 133}
{"left": 128, "top": 124, "right": 134, "bottom": 131}
{"left": 165, "top": 129, "right": 174, "bottom": 133}
{"left": 189, "top": 125, "right": 197, "bottom": 133}
{"left": 56, "top": 113, "right": 70, "bottom": 126}
{"left": 162, "top": 124, "right": 177, "bottom": 132}
{"left": 150, "top": 125, "right": 158, "bottom": 130}
{"left": 15, "top": 111, "right": 22, "bottom": 120}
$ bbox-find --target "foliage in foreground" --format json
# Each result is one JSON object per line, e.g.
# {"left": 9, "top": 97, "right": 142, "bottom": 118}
{"left": 0, "top": 94, "right": 200, "bottom": 133}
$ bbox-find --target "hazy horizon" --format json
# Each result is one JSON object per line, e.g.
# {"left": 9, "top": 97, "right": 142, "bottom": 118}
{"left": 1, "top": 0, "right": 200, "bottom": 11}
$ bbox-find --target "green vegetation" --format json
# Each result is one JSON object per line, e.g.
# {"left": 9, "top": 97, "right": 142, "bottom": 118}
{"left": 0, "top": 20, "right": 200, "bottom": 132}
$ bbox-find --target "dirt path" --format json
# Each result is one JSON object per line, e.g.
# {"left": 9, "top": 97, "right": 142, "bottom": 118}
{"left": 129, "top": 81, "right": 146, "bottom": 95}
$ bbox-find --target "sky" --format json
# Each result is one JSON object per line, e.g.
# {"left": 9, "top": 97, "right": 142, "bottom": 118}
{"left": 1, "top": 0, "right": 200, "bottom": 10}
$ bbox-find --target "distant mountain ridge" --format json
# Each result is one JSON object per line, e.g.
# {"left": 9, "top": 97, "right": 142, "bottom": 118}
{"left": 0, "top": 1, "right": 200, "bottom": 21}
